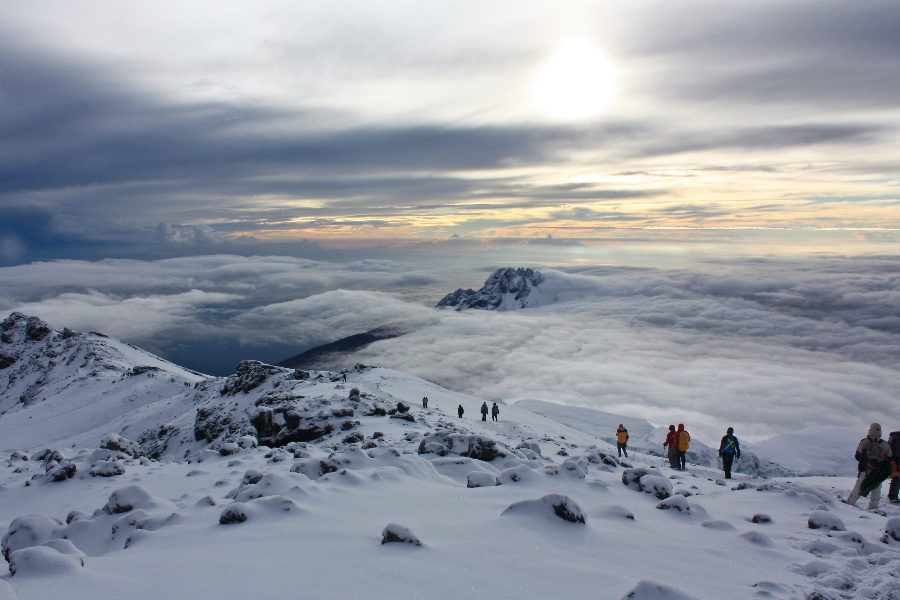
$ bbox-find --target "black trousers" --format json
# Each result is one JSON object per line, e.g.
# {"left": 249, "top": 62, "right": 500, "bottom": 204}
{"left": 722, "top": 453, "right": 735, "bottom": 478}
{"left": 617, "top": 442, "right": 627, "bottom": 457}
{"left": 679, "top": 450, "right": 686, "bottom": 470}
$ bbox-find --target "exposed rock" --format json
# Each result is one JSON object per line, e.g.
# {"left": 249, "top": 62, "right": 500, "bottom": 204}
{"left": 501, "top": 494, "right": 586, "bottom": 524}
{"left": 90, "top": 461, "right": 125, "bottom": 477}
{"left": 882, "top": 517, "right": 900, "bottom": 543}
{"left": 221, "top": 360, "right": 287, "bottom": 395}
{"left": 436, "top": 267, "right": 544, "bottom": 311}
{"left": 751, "top": 514, "right": 772, "bottom": 524}
{"left": 808, "top": 510, "right": 845, "bottom": 531}
{"left": 219, "top": 504, "right": 249, "bottom": 524}
{"left": 100, "top": 434, "right": 143, "bottom": 458}
{"left": 381, "top": 523, "right": 421, "bottom": 546}
{"left": 396, "top": 401, "right": 410, "bottom": 413}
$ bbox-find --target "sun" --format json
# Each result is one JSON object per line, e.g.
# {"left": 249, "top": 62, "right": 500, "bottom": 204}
{"left": 534, "top": 40, "right": 616, "bottom": 120}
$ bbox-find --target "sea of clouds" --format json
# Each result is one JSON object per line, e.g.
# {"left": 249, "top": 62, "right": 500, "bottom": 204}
{"left": 2, "top": 253, "right": 900, "bottom": 443}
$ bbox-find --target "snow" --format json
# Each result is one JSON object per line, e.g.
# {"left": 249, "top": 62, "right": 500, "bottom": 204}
{"left": 3, "top": 313, "right": 900, "bottom": 598}
{"left": 750, "top": 426, "right": 864, "bottom": 477}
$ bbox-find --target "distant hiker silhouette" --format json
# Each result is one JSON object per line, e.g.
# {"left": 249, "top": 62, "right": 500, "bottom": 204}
{"left": 616, "top": 424, "right": 629, "bottom": 458}
{"left": 718, "top": 427, "right": 740, "bottom": 479}
{"left": 458, "top": 405, "right": 464, "bottom": 418}
{"left": 481, "top": 402, "right": 488, "bottom": 421}
{"left": 422, "top": 396, "right": 428, "bottom": 409}
{"left": 491, "top": 402, "right": 499, "bottom": 422}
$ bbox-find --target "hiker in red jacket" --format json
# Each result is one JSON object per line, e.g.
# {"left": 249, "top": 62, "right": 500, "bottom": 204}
{"left": 663, "top": 425, "right": 678, "bottom": 469}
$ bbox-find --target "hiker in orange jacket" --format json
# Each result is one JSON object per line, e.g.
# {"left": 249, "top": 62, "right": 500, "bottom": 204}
{"left": 616, "top": 424, "right": 629, "bottom": 458}
{"left": 676, "top": 424, "right": 690, "bottom": 471}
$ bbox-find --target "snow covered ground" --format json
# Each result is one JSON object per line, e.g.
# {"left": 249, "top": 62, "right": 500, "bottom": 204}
{"left": 3, "top": 312, "right": 900, "bottom": 599}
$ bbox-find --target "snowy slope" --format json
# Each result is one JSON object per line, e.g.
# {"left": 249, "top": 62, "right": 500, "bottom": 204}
{"left": 749, "top": 426, "right": 867, "bottom": 478}
{"left": 2, "top": 313, "right": 900, "bottom": 599}
{"left": 0, "top": 313, "right": 207, "bottom": 451}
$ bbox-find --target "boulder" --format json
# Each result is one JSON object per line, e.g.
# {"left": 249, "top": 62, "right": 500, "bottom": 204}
{"left": 99, "top": 434, "right": 143, "bottom": 458}
{"left": 2, "top": 514, "right": 64, "bottom": 562}
{"left": 808, "top": 510, "right": 845, "bottom": 531}
{"left": 381, "top": 523, "right": 421, "bottom": 546}
{"left": 502, "top": 494, "right": 586, "bottom": 524}
{"left": 467, "top": 471, "right": 499, "bottom": 488}
{"left": 8, "top": 546, "right": 83, "bottom": 576}
{"left": 219, "top": 504, "right": 249, "bottom": 525}
{"left": 90, "top": 461, "right": 125, "bottom": 477}
{"left": 882, "top": 517, "right": 900, "bottom": 543}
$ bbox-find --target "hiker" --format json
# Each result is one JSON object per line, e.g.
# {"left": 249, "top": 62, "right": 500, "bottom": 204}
{"left": 616, "top": 424, "right": 629, "bottom": 458}
{"left": 422, "top": 396, "right": 428, "bottom": 409}
{"left": 481, "top": 402, "right": 489, "bottom": 421}
{"left": 889, "top": 429, "right": 900, "bottom": 504}
{"left": 845, "top": 423, "right": 892, "bottom": 509}
{"left": 718, "top": 427, "right": 741, "bottom": 479}
{"left": 663, "top": 425, "right": 678, "bottom": 469}
{"left": 457, "top": 404, "right": 464, "bottom": 418}
{"left": 491, "top": 402, "right": 499, "bottom": 422}
{"left": 677, "top": 424, "right": 690, "bottom": 471}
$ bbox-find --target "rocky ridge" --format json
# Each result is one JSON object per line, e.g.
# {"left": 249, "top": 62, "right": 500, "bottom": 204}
{"left": 436, "top": 267, "right": 545, "bottom": 311}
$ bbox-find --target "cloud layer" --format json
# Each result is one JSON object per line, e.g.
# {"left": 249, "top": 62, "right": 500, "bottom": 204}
{"left": 3, "top": 253, "right": 900, "bottom": 443}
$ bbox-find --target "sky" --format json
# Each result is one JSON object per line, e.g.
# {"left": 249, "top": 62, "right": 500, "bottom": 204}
{"left": 3, "top": 1, "right": 900, "bottom": 442}
{"left": 1, "top": 0, "right": 900, "bottom": 263}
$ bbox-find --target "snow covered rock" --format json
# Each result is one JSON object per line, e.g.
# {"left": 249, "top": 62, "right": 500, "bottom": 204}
{"left": 102, "top": 486, "right": 167, "bottom": 515}
{"left": 238, "top": 435, "right": 258, "bottom": 449}
{"left": 89, "top": 460, "right": 125, "bottom": 477}
{"left": 218, "top": 443, "right": 241, "bottom": 456}
{"left": 45, "top": 461, "right": 76, "bottom": 482}
{"left": 0, "top": 580, "right": 17, "bottom": 599}
{"left": 99, "top": 434, "right": 143, "bottom": 458}
{"left": 1, "top": 514, "right": 63, "bottom": 562}
{"left": 502, "top": 494, "right": 586, "bottom": 524}
{"left": 381, "top": 523, "right": 422, "bottom": 546}
{"left": 467, "top": 471, "right": 499, "bottom": 488}
{"left": 219, "top": 504, "right": 249, "bottom": 524}
{"left": 436, "top": 267, "right": 544, "bottom": 311}
{"left": 751, "top": 514, "right": 772, "bottom": 524}
{"left": 622, "top": 468, "right": 672, "bottom": 499}
{"left": 621, "top": 580, "right": 699, "bottom": 600}
{"left": 8, "top": 546, "right": 83, "bottom": 576}
{"left": 656, "top": 496, "right": 691, "bottom": 513}
{"left": 882, "top": 517, "right": 900, "bottom": 543}
{"left": 417, "top": 432, "right": 502, "bottom": 461}
{"left": 590, "top": 505, "right": 635, "bottom": 521}
{"left": 808, "top": 510, "right": 845, "bottom": 531}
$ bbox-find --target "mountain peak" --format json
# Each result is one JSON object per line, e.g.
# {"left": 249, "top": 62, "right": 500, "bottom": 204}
{"left": 436, "top": 267, "right": 544, "bottom": 311}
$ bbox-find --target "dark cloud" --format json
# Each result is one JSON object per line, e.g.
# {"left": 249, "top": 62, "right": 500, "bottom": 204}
{"left": 628, "top": 1, "right": 900, "bottom": 108}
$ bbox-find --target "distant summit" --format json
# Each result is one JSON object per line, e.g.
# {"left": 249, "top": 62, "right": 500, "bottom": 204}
{"left": 436, "top": 267, "right": 544, "bottom": 311}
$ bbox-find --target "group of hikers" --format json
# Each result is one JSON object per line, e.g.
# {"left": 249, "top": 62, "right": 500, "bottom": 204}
{"left": 616, "top": 423, "right": 741, "bottom": 478}
{"left": 452, "top": 402, "right": 500, "bottom": 421}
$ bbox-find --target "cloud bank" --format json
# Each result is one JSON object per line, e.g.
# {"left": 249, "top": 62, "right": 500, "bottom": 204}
{"left": 3, "top": 253, "right": 900, "bottom": 443}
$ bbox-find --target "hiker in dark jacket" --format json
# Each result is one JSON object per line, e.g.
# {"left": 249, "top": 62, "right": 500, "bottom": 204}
{"left": 888, "top": 430, "right": 900, "bottom": 503}
{"left": 422, "top": 396, "right": 428, "bottom": 409}
{"left": 676, "top": 424, "right": 690, "bottom": 471}
{"left": 718, "top": 427, "right": 741, "bottom": 479}
{"left": 457, "top": 405, "right": 464, "bottom": 418}
{"left": 491, "top": 402, "right": 499, "bottom": 421}
{"left": 663, "top": 425, "right": 678, "bottom": 469}
{"left": 846, "top": 423, "right": 892, "bottom": 509}
{"left": 481, "top": 402, "right": 488, "bottom": 421}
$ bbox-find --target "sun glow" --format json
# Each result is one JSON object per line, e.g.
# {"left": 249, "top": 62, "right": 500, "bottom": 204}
{"left": 534, "top": 40, "right": 616, "bottom": 120}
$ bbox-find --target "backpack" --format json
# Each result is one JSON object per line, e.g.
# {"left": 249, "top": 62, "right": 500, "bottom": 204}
{"left": 678, "top": 431, "right": 690, "bottom": 451}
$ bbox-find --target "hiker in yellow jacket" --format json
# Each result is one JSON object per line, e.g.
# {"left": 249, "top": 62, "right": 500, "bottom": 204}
{"left": 676, "top": 423, "right": 690, "bottom": 471}
{"left": 616, "top": 424, "right": 629, "bottom": 458}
